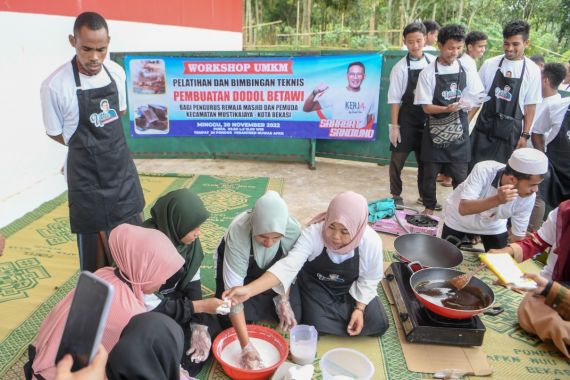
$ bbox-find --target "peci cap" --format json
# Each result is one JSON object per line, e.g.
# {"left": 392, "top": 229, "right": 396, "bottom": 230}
{"left": 507, "top": 148, "right": 548, "bottom": 175}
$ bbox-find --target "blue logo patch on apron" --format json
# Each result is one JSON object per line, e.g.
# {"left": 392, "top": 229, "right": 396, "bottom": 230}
{"left": 441, "top": 82, "right": 462, "bottom": 101}
{"left": 89, "top": 99, "right": 119, "bottom": 128}
{"left": 494, "top": 85, "right": 513, "bottom": 102}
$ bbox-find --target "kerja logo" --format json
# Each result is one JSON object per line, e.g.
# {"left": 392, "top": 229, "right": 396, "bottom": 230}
{"left": 441, "top": 82, "right": 462, "bottom": 101}
{"left": 89, "top": 99, "right": 118, "bottom": 128}
{"left": 495, "top": 85, "right": 513, "bottom": 101}
{"left": 344, "top": 100, "right": 366, "bottom": 114}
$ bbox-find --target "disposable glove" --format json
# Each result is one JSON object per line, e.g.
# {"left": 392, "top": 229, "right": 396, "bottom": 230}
{"left": 274, "top": 295, "right": 297, "bottom": 332}
{"left": 239, "top": 342, "right": 265, "bottom": 369}
{"left": 389, "top": 124, "right": 401, "bottom": 148}
{"left": 186, "top": 324, "right": 211, "bottom": 363}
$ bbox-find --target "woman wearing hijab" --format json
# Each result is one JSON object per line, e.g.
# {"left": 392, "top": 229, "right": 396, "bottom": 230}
{"left": 224, "top": 192, "right": 389, "bottom": 366}
{"left": 26, "top": 224, "right": 186, "bottom": 380}
{"left": 214, "top": 191, "right": 301, "bottom": 369}
{"left": 490, "top": 200, "right": 570, "bottom": 357}
{"left": 142, "top": 188, "right": 220, "bottom": 375}
{"left": 106, "top": 312, "right": 187, "bottom": 380}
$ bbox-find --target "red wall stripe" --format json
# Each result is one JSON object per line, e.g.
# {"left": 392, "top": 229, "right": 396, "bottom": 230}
{"left": 0, "top": 0, "right": 242, "bottom": 33}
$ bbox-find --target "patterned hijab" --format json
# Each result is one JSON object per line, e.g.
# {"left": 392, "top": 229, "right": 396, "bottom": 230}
{"left": 32, "top": 224, "right": 183, "bottom": 379}
{"left": 143, "top": 189, "right": 210, "bottom": 288}
{"left": 309, "top": 191, "right": 369, "bottom": 254}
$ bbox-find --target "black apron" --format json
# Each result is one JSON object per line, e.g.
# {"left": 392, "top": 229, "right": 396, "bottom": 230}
{"left": 421, "top": 60, "right": 470, "bottom": 163}
{"left": 471, "top": 57, "right": 526, "bottom": 166}
{"left": 67, "top": 57, "right": 144, "bottom": 233}
{"left": 290, "top": 246, "right": 388, "bottom": 336}
{"left": 544, "top": 104, "right": 570, "bottom": 207}
{"left": 215, "top": 237, "right": 283, "bottom": 322}
{"left": 392, "top": 54, "right": 431, "bottom": 153}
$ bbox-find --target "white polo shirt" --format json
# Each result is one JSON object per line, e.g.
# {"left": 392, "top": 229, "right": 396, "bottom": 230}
{"left": 40, "top": 59, "right": 127, "bottom": 144}
{"left": 458, "top": 53, "right": 478, "bottom": 74}
{"left": 531, "top": 96, "right": 570, "bottom": 149}
{"left": 387, "top": 53, "right": 436, "bottom": 104}
{"left": 478, "top": 55, "right": 542, "bottom": 115}
{"left": 444, "top": 160, "right": 535, "bottom": 236}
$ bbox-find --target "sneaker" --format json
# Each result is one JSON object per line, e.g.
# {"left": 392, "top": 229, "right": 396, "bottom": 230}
{"left": 416, "top": 198, "right": 442, "bottom": 211}
{"left": 392, "top": 196, "right": 404, "bottom": 207}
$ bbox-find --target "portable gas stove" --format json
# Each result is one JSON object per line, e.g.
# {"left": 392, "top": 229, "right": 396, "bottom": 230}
{"left": 385, "top": 262, "right": 486, "bottom": 346}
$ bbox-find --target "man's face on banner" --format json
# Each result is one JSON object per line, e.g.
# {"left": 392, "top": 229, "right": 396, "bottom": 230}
{"left": 346, "top": 64, "right": 365, "bottom": 91}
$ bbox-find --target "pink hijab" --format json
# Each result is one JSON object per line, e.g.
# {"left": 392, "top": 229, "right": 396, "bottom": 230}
{"left": 32, "top": 224, "right": 184, "bottom": 379}
{"left": 309, "top": 191, "right": 368, "bottom": 254}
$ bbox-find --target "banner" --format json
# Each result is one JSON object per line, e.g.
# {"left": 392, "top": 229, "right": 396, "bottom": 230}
{"left": 125, "top": 54, "right": 382, "bottom": 140}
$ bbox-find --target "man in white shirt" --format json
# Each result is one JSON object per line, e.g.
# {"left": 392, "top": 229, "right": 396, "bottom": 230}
{"left": 414, "top": 24, "right": 485, "bottom": 214}
{"left": 470, "top": 20, "right": 542, "bottom": 170}
{"left": 527, "top": 63, "right": 566, "bottom": 230}
{"left": 41, "top": 12, "right": 145, "bottom": 272}
{"left": 442, "top": 148, "right": 548, "bottom": 250}
{"left": 303, "top": 62, "right": 376, "bottom": 129}
{"left": 531, "top": 93, "right": 570, "bottom": 211}
{"left": 459, "top": 31, "right": 488, "bottom": 74}
{"left": 388, "top": 22, "right": 436, "bottom": 208}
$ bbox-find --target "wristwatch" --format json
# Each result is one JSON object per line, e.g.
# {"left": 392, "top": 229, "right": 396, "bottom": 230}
{"left": 520, "top": 132, "right": 531, "bottom": 139}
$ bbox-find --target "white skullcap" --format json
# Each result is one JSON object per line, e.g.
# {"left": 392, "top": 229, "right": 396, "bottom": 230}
{"left": 507, "top": 148, "right": 548, "bottom": 175}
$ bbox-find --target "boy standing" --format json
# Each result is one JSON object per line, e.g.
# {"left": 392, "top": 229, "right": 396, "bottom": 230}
{"left": 387, "top": 22, "right": 436, "bottom": 207}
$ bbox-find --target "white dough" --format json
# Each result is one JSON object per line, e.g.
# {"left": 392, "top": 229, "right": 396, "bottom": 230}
{"left": 220, "top": 337, "right": 281, "bottom": 368}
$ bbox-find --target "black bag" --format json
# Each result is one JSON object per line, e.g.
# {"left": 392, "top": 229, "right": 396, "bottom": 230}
{"left": 428, "top": 111, "right": 464, "bottom": 148}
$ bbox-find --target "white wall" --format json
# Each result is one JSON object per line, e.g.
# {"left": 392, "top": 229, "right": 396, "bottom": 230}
{"left": 0, "top": 12, "right": 242, "bottom": 227}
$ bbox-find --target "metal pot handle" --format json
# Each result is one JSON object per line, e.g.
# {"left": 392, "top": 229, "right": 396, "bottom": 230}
{"left": 407, "top": 260, "right": 423, "bottom": 273}
{"left": 445, "top": 235, "right": 463, "bottom": 248}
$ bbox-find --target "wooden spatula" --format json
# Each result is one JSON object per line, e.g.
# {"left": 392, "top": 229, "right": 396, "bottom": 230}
{"left": 448, "top": 263, "right": 486, "bottom": 290}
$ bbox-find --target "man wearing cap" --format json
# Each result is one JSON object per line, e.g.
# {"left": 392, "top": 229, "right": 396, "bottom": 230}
{"left": 441, "top": 148, "right": 548, "bottom": 251}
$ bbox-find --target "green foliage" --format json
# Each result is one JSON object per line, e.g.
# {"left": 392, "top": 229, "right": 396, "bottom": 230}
{"left": 244, "top": 0, "right": 569, "bottom": 60}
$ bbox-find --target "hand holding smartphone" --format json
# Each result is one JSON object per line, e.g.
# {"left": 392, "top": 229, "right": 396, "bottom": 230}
{"left": 55, "top": 271, "right": 114, "bottom": 372}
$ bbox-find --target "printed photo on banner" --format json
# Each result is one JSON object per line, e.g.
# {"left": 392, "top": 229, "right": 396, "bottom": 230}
{"left": 123, "top": 54, "right": 382, "bottom": 140}
{"left": 134, "top": 104, "right": 169, "bottom": 134}
{"left": 131, "top": 59, "right": 166, "bottom": 94}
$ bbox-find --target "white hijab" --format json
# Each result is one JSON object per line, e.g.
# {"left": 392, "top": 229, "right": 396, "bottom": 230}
{"left": 224, "top": 191, "right": 301, "bottom": 273}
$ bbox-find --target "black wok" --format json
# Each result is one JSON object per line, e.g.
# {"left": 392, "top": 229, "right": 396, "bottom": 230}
{"left": 394, "top": 233, "right": 463, "bottom": 270}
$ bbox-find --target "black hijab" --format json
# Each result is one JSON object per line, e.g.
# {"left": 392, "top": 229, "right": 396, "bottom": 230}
{"left": 106, "top": 312, "right": 184, "bottom": 380}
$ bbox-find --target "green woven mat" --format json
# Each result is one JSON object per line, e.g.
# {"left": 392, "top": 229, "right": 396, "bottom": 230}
{"left": 0, "top": 174, "right": 283, "bottom": 379}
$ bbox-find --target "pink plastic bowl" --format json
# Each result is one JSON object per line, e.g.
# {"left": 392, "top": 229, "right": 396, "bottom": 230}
{"left": 212, "top": 325, "right": 288, "bottom": 380}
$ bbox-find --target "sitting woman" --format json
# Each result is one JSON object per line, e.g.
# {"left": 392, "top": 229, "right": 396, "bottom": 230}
{"left": 26, "top": 224, "right": 186, "bottom": 380}
{"left": 224, "top": 191, "right": 389, "bottom": 366}
{"left": 142, "top": 188, "right": 221, "bottom": 374}
{"left": 214, "top": 191, "right": 301, "bottom": 369}
{"left": 491, "top": 200, "right": 570, "bottom": 357}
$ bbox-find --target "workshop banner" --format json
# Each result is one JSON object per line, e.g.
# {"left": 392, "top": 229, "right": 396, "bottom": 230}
{"left": 124, "top": 54, "right": 382, "bottom": 140}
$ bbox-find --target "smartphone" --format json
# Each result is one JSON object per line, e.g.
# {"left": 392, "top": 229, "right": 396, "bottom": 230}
{"left": 55, "top": 271, "right": 114, "bottom": 371}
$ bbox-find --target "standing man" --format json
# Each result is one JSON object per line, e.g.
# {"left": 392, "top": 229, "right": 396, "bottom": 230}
{"left": 442, "top": 148, "right": 547, "bottom": 250}
{"left": 387, "top": 22, "right": 436, "bottom": 207}
{"left": 423, "top": 20, "right": 440, "bottom": 51}
{"left": 531, "top": 85, "right": 570, "bottom": 210}
{"left": 303, "top": 62, "right": 376, "bottom": 129}
{"left": 527, "top": 63, "right": 567, "bottom": 230}
{"left": 41, "top": 12, "right": 145, "bottom": 271}
{"left": 459, "top": 31, "right": 488, "bottom": 74}
{"left": 414, "top": 24, "right": 485, "bottom": 215}
{"left": 470, "top": 20, "right": 542, "bottom": 170}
